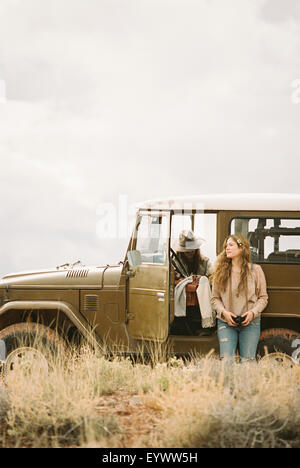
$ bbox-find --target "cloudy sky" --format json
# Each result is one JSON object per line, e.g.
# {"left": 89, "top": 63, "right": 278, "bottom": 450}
{"left": 0, "top": 0, "right": 300, "bottom": 276}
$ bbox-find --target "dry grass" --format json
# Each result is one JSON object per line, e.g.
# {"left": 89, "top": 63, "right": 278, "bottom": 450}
{"left": 155, "top": 358, "right": 300, "bottom": 448}
{"left": 0, "top": 344, "right": 300, "bottom": 448}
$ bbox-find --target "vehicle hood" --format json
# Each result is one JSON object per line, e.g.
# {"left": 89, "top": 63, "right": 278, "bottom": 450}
{"left": 0, "top": 262, "right": 123, "bottom": 288}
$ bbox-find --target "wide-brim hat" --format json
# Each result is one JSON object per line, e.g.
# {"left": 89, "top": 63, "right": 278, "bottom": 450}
{"left": 172, "top": 229, "right": 205, "bottom": 252}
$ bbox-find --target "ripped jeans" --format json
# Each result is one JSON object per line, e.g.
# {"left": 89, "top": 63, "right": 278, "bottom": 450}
{"left": 217, "top": 317, "right": 261, "bottom": 362}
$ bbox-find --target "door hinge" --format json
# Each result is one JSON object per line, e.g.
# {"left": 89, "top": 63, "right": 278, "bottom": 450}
{"left": 126, "top": 269, "right": 136, "bottom": 278}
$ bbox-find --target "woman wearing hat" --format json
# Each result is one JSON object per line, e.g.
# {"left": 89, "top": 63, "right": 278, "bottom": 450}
{"left": 172, "top": 230, "right": 214, "bottom": 335}
{"left": 173, "top": 230, "right": 213, "bottom": 278}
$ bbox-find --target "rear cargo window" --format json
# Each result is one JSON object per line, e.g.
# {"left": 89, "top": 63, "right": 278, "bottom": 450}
{"left": 230, "top": 217, "right": 300, "bottom": 264}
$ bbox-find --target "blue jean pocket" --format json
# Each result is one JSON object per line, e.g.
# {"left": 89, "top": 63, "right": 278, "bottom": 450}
{"left": 250, "top": 317, "right": 261, "bottom": 327}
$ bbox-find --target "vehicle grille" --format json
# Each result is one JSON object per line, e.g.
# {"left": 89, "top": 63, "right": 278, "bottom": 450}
{"left": 84, "top": 294, "right": 99, "bottom": 311}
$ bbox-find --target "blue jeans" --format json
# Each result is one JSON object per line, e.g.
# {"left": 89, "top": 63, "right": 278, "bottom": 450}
{"left": 217, "top": 317, "right": 261, "bottom": 362}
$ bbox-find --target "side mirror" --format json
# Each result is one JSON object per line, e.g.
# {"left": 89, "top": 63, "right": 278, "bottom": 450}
{"left": 127, "top": 250, "right": 142, "bottom": 268}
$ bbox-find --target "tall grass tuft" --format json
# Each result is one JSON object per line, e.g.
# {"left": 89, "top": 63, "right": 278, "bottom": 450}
{"left": 0, "top": 339, "right": 300, "bottom": 448}
{"left": 153, "top": 357, "right": 300, "bottom": 448}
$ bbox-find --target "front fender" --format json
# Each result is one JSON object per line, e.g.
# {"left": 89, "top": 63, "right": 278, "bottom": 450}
{"left": 0, "top": 300, "right": 97, "bottom": 347}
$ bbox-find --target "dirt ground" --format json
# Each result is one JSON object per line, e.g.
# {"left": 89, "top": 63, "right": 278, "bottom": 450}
{"left": 94, "top": 389, "right": 162, "bottom": 448}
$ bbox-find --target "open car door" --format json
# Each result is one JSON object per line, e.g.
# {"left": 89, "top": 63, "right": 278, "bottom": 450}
{"left": 127, "top": 211, "right": 170, "bottom": 342}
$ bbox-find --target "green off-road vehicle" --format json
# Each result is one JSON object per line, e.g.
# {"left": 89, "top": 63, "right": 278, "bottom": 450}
{"left": 0, "top": 193, "right": 300, "bottom": 373}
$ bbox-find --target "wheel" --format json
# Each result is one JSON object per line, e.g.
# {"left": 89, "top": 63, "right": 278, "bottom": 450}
{"left": 257, "top": 328, "right": 300, "bottom": 365}
{"left": 0, "top": 323, "right": 65, "bottom": 377}
{"left": 259, "top": 352, "right": 296, "bottom": 368}
{"left": 5, "top": 346, "right": 49, "bottom": 376}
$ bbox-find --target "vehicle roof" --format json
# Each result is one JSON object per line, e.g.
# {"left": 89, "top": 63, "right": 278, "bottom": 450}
{"left": 137, "top": 193, "right": 300, "bottom": 212}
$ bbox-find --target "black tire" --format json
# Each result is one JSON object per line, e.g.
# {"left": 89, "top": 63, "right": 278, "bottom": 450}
{"left": 257, "top": 328, "right": 300, "bottom": 362}
{"left": 0, "top": 322, "right": 65, "bottom": 375}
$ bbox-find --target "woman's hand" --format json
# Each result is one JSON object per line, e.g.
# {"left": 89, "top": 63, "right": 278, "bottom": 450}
{"left": 241, "top": 310, "right": 255, "bottom": 326}
{"left": 221, "top": 310, "right": 238, "bottom": 327}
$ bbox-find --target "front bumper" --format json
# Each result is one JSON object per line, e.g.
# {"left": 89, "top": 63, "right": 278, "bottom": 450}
{"left": 0, "top": 339, "right": 6, "bottom": 365}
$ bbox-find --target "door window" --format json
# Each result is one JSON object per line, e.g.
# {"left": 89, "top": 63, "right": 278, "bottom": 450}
{"left": 135, "top": 215, "right": 168, "bottom": 264}
{"left": 171, "top": 213, "right": 217, "bottom": 263}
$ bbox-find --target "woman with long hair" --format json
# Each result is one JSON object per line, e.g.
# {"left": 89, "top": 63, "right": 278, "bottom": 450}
{"left": 211, "top": 234, "right": 268, "bottom": 362}
{"left": 172, "top": 230, "right": 215, "bottom": 334}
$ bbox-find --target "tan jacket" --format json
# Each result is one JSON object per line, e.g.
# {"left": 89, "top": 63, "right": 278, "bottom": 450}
{"left": 211, "top": 263, "right": 268, "bottom": 319}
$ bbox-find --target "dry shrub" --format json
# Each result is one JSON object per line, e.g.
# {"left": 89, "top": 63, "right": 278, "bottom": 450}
{"left": 1, "top": 342, "right": 300, "bottom": 448}
{"left": 2, "top": 346, "right": 133, "bottom": 447}
{"left": 154, "top": 357, "right": 300, "bottom": 448}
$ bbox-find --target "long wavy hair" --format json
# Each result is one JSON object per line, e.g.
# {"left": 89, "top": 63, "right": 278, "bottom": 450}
{"left": 212, "top": 234, "right": 251, "bottom": 295}
{"left": 177, "top": 249, "right": 205, "bottom": 275}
